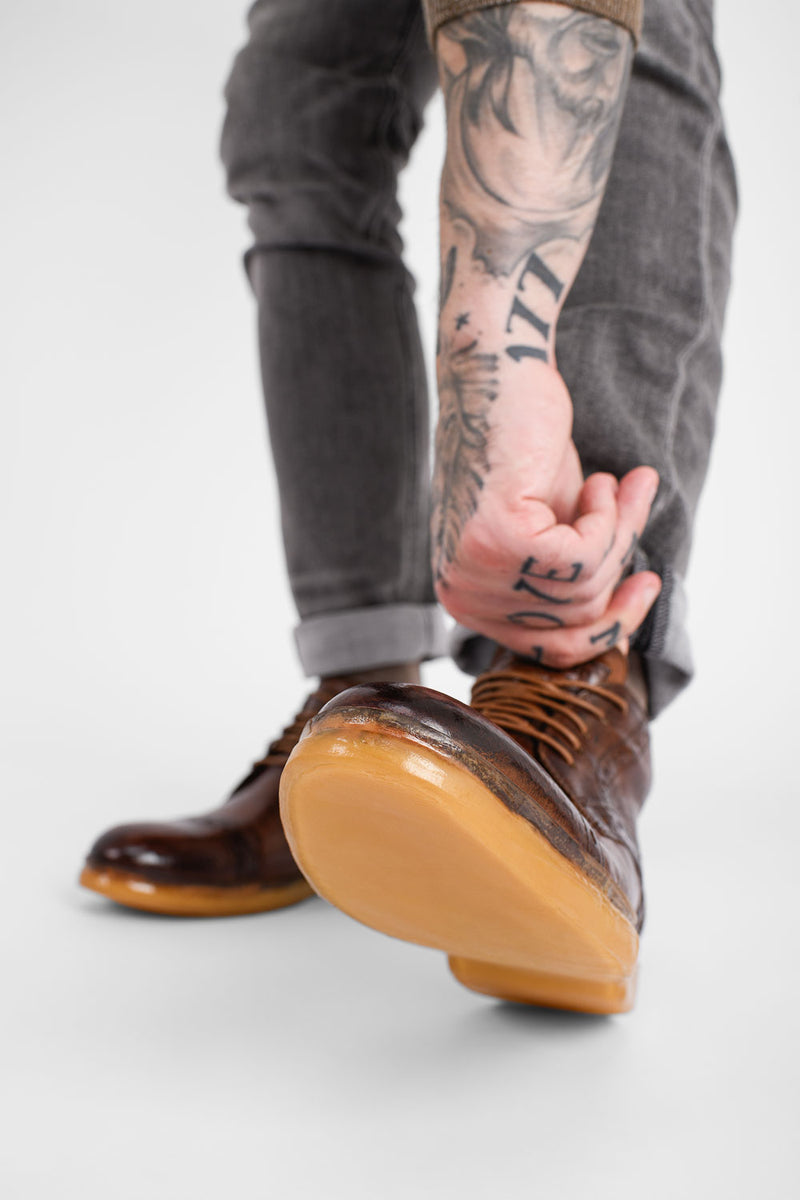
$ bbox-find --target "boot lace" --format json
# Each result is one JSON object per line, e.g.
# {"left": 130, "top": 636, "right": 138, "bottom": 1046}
{"left": 470, "top": 669, "right": 627, "bottom": 766}
{"left": 252, "top": 677, "right": 355, "bottom": 769}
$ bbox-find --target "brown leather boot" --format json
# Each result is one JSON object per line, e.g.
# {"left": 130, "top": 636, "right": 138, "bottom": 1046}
{"left": 79, "top": 675, "right": 361, "bottom": 917}
{"left": 279, "top": 648, "right": 650, "bottom": 1013}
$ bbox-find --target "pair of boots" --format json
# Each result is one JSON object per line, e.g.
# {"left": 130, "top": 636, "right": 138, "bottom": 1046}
{"left": 80, "top": 647, "right": 650, "bottom": 1014}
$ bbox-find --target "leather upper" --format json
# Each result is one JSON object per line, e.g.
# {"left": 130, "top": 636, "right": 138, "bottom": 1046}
{"left": 475, "top": 648, "right": 650, "bottom": 928}
{"left": 85, "top": 677, "right": 354, "bottom": 890}
{"left": 307, "top": 649, "right": 650, "bottom": 929}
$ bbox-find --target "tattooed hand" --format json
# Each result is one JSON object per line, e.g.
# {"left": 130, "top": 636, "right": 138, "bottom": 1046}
{"left": 431, "top": 4, "right": 659, "bottom": 667}
{"left": 432, "top": 363, "right": 662, "bottom": 667}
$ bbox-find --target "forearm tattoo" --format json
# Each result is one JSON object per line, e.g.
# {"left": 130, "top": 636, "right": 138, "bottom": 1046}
{"left": 431, "top": 5, "right": 632, "bottom": 574}
{"left": 439, "top": 5, "right": 632, "bottom": 276}
{"left": 431, "top": 333, "right": 499, "bottom": 583}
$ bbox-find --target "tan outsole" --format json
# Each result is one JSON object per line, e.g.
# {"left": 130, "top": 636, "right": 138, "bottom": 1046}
{"left": 280, "top": 724, "right": 638, "bottom": 1014}
{"left": 79, "top": 865, "right": 314, "bottom": 917}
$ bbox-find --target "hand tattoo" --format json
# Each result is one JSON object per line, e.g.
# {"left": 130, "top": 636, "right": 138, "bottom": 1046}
{"left": 519, "top": 555, "right": 583, "bottom": 583}
{"left": 590, "top": 621, "right": 621, "bottom": 648}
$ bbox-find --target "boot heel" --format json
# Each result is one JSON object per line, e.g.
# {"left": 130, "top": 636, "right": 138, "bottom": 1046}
{"left": 280, "top": 719, "right": 639, "bottom": 1014}
{"left": 448, "top": 955, "right": 637, "bottom": 1014}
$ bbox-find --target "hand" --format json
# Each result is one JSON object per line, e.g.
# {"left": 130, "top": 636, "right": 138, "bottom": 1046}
{"left": 433, "top": 463, "right": 662, "bottom": 669}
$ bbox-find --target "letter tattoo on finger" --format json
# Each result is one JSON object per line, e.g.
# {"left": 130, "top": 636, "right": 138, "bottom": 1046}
{"left": 589, "top": 621, "right": 621, "bottom": 648}
{"left": 506, "top": 611, "right": 565, "bottom": 627}
{"left": 520, "top": 556, "right": 583, "bottom": 583}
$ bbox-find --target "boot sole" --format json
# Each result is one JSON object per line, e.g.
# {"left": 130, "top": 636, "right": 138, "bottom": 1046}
{"left": 279, "top": 721, "right": 638, "bottom": 1014}
{"left": 79, "top": 865, "right": 314, "bottom": 917}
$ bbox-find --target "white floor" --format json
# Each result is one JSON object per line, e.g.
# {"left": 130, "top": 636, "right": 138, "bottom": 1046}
{"left": 3, "top": 3, "right": 799, "bottom": 1197}
{"left": 3, "top": 648, "right": 797, "bottom": 1199}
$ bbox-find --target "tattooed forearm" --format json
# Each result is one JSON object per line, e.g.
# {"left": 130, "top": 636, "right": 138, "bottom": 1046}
{"left": 435, "top": 4, "right": 632, "bottom": 372}
{"left": 432, "top": 4, "right": 633, "bottom": 585}
{"left": 431, "top": 336, "right": 500, "bottom": 582}
{"left": 439, "top": 245, "right": 457, "bottom": 313}
{"left": 438, "top": 4, "right": 632, "bottom": 280}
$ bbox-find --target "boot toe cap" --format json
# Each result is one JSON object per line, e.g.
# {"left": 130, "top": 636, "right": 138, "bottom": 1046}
{"left": 84, "top": 820, "right": 231, "bottom": 885}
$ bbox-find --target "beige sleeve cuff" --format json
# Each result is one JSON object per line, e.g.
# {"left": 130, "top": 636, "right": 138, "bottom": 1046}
{"left": 422, "top": 0, "right": 643, "bottom": 51}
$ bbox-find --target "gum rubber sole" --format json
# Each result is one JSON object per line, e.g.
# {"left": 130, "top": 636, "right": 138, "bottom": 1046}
{"left": 79, "top": 865, "right": 314, "bottom": 917}
{"left": 280, "top": 723, "right": 638, "bottom": 1014}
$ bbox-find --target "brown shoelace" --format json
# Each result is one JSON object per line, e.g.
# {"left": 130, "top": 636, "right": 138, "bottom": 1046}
{"left": 471, "top": 668, "right": 627, "bottom": 766}
{"left": 253, "top": 677, "right": 356, "bottom": 768}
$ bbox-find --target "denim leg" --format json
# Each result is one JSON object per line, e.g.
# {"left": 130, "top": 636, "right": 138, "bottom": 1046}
{"left": 451, "top": 0, "right": 737, "bottom": 717}
{"left": 219, "top": 0, "right": 446, "bottom": 676}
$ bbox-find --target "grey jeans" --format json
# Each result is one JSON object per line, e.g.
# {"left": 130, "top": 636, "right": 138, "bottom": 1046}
{"left": 219, "top": 0, "right": 736, "bottom": 717}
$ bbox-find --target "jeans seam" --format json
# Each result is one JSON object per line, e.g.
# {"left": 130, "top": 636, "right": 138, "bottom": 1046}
{"left": 633, "top": 105, "right": 721, "bottom": 661}
{"left": 662, "top": 109, "right": 721, "bottom": 476}
{"left": 367, "top": 6, "right": 426, "bottom": 244}
{"left": 641, "top": 565, "right": 674, "bottom": 658}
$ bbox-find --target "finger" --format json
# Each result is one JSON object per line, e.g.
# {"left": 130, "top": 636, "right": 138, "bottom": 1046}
{"left": 514, "top": 467, "right": 657, "bottom": 592}
{"left": 594, "top": 467, "right": 659, "bottom": 590}
{"left": 456, "top": 571, "right": 662, "bottom": 668}
{"left": 577, "top": 471, "right": 619, "bottom": 517}
{"left": 529, "top": 571, "right": 662, "bottom": 667}
{"left": 617, "top": 466, "right": 659, "bottom": 542}
{"left": 480, "top": 485, "right": 617, "bottom": 588}
{"left": 438, "top": 479, "right": 622, "bottom": 625}
{"left": 559, "top": 467, "right": 658, "bottom": 600}
{"left": 619, "top": 465, "right": 659, "bottom": 510}
{"left": 568, "top": 472, "right": 622, "bottom": 575}
{"left": 436, "top": 468, "right": 657, "bottom": 617}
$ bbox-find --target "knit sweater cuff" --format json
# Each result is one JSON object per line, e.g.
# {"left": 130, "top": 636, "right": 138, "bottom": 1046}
{"left": 422, "top": 0, "right": 643, "bottom": 51}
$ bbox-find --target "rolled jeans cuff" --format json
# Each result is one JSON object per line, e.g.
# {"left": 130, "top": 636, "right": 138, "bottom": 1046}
{"left": 293, "top": 603, "right": 450, "bottom": 678}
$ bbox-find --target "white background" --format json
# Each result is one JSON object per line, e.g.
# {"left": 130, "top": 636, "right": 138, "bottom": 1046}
{"left": 2, "top": 2, "right": 798, "bottom": 1197}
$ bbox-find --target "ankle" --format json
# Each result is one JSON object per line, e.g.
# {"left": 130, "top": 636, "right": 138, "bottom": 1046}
{"left": 321, "top": 660, "right": 422, "bottom": 687}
